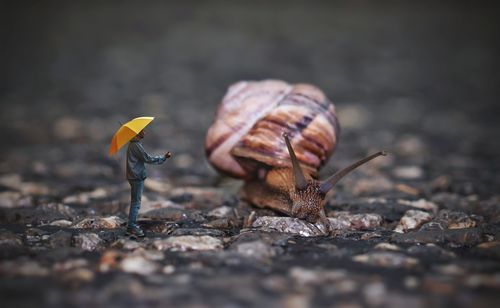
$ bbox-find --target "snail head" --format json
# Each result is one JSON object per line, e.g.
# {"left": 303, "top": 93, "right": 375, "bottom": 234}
{"left": 283, "top": 132, "right": 387, "bottom": 222}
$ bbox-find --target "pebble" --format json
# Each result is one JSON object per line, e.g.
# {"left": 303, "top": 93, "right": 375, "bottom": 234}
{"left": 252, "top": 214, "right": 382, "bottom": 237}
{"left": 49, "top": 219, "right": 74, "bottom": 227}
{"left": 202, "top": 217, "right": 237, "bottom": 229}
{"left": 404, "top": 276, "right": 420, "bottom": 289}
{"left": 170, "top": 228, "right": 226, "bottom": 237}
{"left": 281, "top": 294, "right": 312, "bottom": 308}
{"left": 434, "top": 264, "right": 465, "bottom": 276}
{"left": 436, "top": 210, "right": 482, "bottom": 229}
{"left": 395, "top": 135, "right": 426, "bottom": 157}
{"left": 475, "top": 241, "right": 500, "bottom": 258}
{"left": 336, "top": 104, "right": 370, "bottom": 129}
{"left": 362, "top": 281, "right": 387, "bottom": 306}
{"left": 252, "top": 216, "right": 327, "bottom": 237}
{"left": 374, "top": 243, "right": 402, "bottom": 251}
{"left": 392, "top": 228, "right": 483, "bottom": 246}
{"left": 397, "top": 199, "right": 439, "bottom": 213}
{"left": 393, "top": 166, "right": 424, "bottom": 179}
{"left": 352, "top": 251, "right": 419, "bottom": 268}
{"left": 72, "top": 216, "right": 125, "bottom": 229}
{"left": 55, "top": 162, "right": 114, "bottom": 179}
{"left": 395, "top": 184, "right": 420, "bottom": 196}
{"left": 73, "top": 233, "right": 103, "bottom": 251}
{"left": 145, "top": 221, "right": 178, "bottom": 234}
{"left": 141, "top": 208, "right": 202, "bottom": 222}
{"left": 131, "top": 248, "right": 165, "bottom": 261}
{"left": 173, "top": 153, "right": 195, "bottom": 168}
{"left": 349, "top": 177, "right": 394, "bottom": 195}
{"left": 394, "top": 210, "right": 433, "bottom": 233}
{"left": 419, "top": 221, "right": 446, "bottom": 231}
{"left": 26, "top": 227, "right": 47, "bottom": 236}
{"left": 63, "top": 188, "right": 108, "bottom": 204}
{"left": 120, "top": 256, "right": 160, "bottom": 275}
{"left": 59, "top": 268, "right": 95, "bottom": 285}
{"left": 153, "top": 235, "right": 223, "bottom": 251}
{"left": 359, "top": 233, "right": 382, "bottom": 242}
{"left": 0, "top": 174, "right": 50, "bottom": 195}
{"left": 140, "top": 198, "right": 182, "bottom": 213}
{"left": 233, "top": 240, "right": 277, "bottom": 260}
{"left": 289, "top": 267, "right": 348, "bottom": 286}
{"left": 422, "top": 277, "right": 455, "bottom": 295}
{"left": 0, "top": 229, "right": 23, "bottom": 248}
{"left": 53, "top": 258, "right": 89, "bottom": 272}
{"left": 99, "top": 250, "right": 123, "bottom": 272}
{"left": 0, "top": 260, "right": 50, "bottom": 277}
{"left": 477, "top": 241, "right": 500, "bottom": 249}
{"left": 0, "top": 191, "right": 32, "bottom": 208}
{"left": 465, "top": 274, "right": 500, "bottom": 288}
{"left": 162, "top": 265, "right": 175, "bottom": 274}
{"left": 144, "top": 178, "right": 172, "bottom": 193}
{"left": 0, "top": 174, "right": 22, "bottom": 188}
{"left": 53, "top": 117, "right": 82, "bottom": 140}
{"left": 407, "top": 243, "right": 456, "bottom": 261}
{"left": 39, "top": 203, "right": 77, "bottom": 218}
{"left": 111, "top": 238, "right": 142, "bottom": 250}
{"left": 331, "top": 212, "right": 383, "bottom": 230}
{"left": 208, "top": 205, "right": 234, "bottom": 218}
{"left": 49, "top": 230, "right": 73, "bottom": 248}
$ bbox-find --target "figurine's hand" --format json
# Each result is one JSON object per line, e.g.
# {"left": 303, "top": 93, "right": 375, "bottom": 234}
{"left": 164, "top": 152, "right": 172, "bottom": 159}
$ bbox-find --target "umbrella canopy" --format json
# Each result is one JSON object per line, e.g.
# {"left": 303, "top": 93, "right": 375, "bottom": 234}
{"left": 109, "top": 116, "right": 154, "bottom": 156}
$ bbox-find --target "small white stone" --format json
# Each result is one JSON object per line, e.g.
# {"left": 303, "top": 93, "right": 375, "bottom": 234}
{"left": 363, "top": 281, "right": 387, "bottom": 307}
{"left": 398, "top": 199, "right": 438, "bottom": 213}
{"left": 393, "top": 166, "right": 424, "bottom": 179}
{"left": 120, "top": 256, "right": 159, "bottom": 275}
{"left": 208, "top": 206, "right": 234, "bottom": 218}
{"left": 153, "top": 235, "right": 223, "bottom": 251}
{"left": 404, "top": 276, "right": 420, "bottom": 289}
{"left": 162, "top": 265, "right": 175, "bottom": 274}
{"left": 374, "top": 243, "right": 402, "bottom": 251}
{"left": 73, "top": 233, "right": 102, "bottom": 251}
{"left": 49, "top": 220, "right": 73, "bottom": 227}
{"left": 394, "top": 210, "right": 433, "bottom": 233}
{"left": 53, "top": 117, "right": 82, "bottom": 140}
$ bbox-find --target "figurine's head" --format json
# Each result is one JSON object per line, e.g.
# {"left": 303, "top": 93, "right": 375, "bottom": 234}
{"left": 137, "top": 130, "right": 145, "bottom": 139}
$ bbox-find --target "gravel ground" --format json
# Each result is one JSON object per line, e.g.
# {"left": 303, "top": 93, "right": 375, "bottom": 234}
{"left": 1, "top": 1, "right": 499, "bottom": 307}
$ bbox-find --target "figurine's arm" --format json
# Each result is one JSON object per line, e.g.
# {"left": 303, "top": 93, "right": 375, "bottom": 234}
{"left": 131, "top": 143, "right": 167, "bottom": 165}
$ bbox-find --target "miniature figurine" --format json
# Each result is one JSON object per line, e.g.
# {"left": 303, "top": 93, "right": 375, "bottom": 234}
{"left": 109, "top": 116, "right": 172, "bottom": 238}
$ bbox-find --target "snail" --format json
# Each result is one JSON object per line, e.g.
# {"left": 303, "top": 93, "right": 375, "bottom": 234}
{"left": 205, "top": 79, "right": 386, "bottom": 230}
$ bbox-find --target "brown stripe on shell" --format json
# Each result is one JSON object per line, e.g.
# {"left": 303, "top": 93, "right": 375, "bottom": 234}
{"left": 205, "top": 79, "right": 339, "bottom": 178}
{"left": 232, "top": 105, "right": 334, "bottom": 172}
{"left": 282, "top": 92, "right": 338, "bottom": 134}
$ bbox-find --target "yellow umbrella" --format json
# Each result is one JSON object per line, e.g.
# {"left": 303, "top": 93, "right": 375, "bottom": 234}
{"left": 109, "top": 116, "right": 154, "bottom": 156}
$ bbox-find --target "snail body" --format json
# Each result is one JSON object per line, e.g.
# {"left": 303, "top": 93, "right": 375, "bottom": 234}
{"left": 205, "top": 80, "right": 386, "bottom": 228}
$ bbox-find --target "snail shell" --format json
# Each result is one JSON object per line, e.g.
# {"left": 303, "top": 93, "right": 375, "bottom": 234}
{"left": 205, "top": 79, "right": 340, "bottom": 179}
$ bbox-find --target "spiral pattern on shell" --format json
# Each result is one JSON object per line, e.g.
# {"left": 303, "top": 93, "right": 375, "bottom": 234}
{"left": 205, "top": 79, "right": 340, "bottom": 179}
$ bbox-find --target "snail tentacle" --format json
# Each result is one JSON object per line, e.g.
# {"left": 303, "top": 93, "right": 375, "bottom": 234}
{"left": 319, "top": 151, "right": 388, "bottom": 194}
{"left": 283, "top": 132, "right": 308, "bottom": 190}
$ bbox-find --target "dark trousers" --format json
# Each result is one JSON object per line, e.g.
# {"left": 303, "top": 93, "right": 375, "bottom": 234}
{"left": 128, "top": 179, "right": 144, "bottom": 228}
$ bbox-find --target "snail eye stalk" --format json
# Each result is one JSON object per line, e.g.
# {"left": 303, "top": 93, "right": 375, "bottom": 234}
{"left": 283, "top": 133, "right": 308, "bottom": 191}
{"left": 319, "top": 151, "right": 388, "bottom": 194}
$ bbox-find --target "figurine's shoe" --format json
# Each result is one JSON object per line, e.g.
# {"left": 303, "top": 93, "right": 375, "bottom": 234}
{"left": 125, "top": 226, "right": 145, "bottom": 238}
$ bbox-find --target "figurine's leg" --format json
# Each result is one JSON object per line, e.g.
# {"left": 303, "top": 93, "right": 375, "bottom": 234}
{"left": 127, "top": 180, "right": 144, "bottom": 229}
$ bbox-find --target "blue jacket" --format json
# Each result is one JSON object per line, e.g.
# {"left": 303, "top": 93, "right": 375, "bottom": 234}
{"left": 126, "top": 138, "right": 166, "bottom": 180}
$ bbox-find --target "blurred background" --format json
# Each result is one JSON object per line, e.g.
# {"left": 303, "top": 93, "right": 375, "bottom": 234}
{"left": 1, "top": 0, "right": 499, "bottom": 193}
{"left": 1, "top": 2, "right": 500, "bottom": 307}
